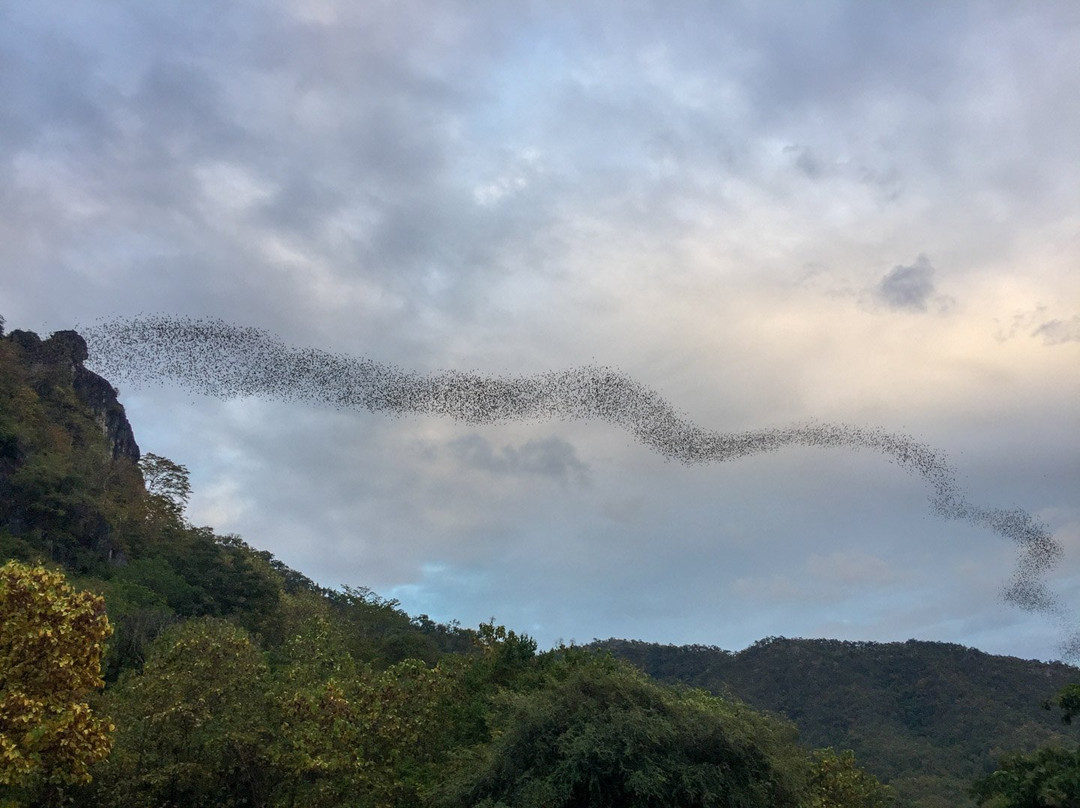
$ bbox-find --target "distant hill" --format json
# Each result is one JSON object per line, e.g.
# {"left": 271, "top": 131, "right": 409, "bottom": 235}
{"left": 593, "top": 637, "right": 1079, "bottom": 807}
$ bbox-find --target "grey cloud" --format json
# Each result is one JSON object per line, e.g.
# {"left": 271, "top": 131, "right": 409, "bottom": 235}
{"left": 1033, "top": 316, "right": 1080, "bottom": 346}
{"left": 2, "top": 0, "right": 1078, "bottom": 661}
{"left": 782, "top": 145, "right": 835, "bottom": 181}
{"left": 994, "top": 308, "right": 1079, "bottom": 346}
{"left": 129, "top": 62, "right": 242, "bottom": 155}
{"left": 995, "top": 306, "right": 1047, "bottom": 342}
{"left": 875, "top": 255, "right": 937, "bottom": 312}
{"left": 0, "top": 22, "right": 111, "bottom": 153}
{"left": 7, "top": 0, "right": 1070, "bottom": 342}
{"left": 449, "top": 434, "right": 590, "bottom": 485}
{"left": 0, "top": 0, "right": 569, "bottom": 338}
{"left": 793, "top": 148, "right": 826, "bottom": 180}
{"left": 782, "top": 144, "right": 904, "bottom": 203}
{"left": 255, "top": 176, "right": 346, "bottom": 236}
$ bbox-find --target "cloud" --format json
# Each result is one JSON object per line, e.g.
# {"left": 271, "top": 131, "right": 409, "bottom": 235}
{"left": 994, "top": 309, "right": 1080, "bottom": 346}
{"left": 807, "top": 550, "right": 898, "bottom": 587}
{"left": 1032, "top": 315, "right": 1080, "bottom": 346}
{"left": 994, "top": 306, "right": 1048, "bottom": 343}
{"left": 874, "top": 254, "right": 938, "bottom": 312}
{"left": 730, "top": 550, "right": 899, "bottom": 606}
{"left": 448, "top": 434, "right": 590, "bottom": 485}
{"left": 2, "top": 1, "right": 1078, "bottom": 661}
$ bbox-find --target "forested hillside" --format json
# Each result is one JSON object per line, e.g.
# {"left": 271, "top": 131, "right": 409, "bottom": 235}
{"left": 596, "top": 632, "right": 1079, "bottom": 804}
{"left": 1, "top": 318, "right": 1075, "bottom": 808}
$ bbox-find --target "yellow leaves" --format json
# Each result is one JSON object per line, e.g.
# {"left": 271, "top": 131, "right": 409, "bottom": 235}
{"left": 266, "top": 656, "right": 454, "bottom": 807}
{"left": 0, "top": 562, "right": 113, "bottom": 789}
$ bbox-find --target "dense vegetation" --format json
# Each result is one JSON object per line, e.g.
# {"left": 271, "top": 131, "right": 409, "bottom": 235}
{"left": 594, "top": 627, "right": 1080, "bottom": 804}
{"left": 0, "top": 561, "right": 112, "bottom": 794}
{"left": 0, "top": 317, "right": 1075, "bottom": 807}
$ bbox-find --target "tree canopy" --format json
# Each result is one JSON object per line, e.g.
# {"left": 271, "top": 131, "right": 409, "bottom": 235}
{"left": 441, "top": 652, "right": 813, "bottom": 808}
{"left": 0, "top": 561, "right": 112, "bottom": 804}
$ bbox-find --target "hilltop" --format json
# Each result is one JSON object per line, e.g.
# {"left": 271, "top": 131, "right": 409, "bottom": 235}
{"left": 594, "top": 637, "right": 1079, "bottom": 806}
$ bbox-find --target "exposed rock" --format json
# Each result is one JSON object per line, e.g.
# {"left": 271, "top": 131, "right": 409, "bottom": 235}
{"left": 73, "top": 364, "right": 141, "bottom": 463}
{"left": 5, "top": 328, "right": 140, "bottom": 462}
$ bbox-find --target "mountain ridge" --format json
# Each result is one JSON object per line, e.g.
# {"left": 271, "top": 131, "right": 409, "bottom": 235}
{"left": 593, "top": 635, "right": 1079, "bottom": 806}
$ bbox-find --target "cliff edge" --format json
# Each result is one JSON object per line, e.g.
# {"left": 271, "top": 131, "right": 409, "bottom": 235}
{"left": 4, "top": 327, "right": 140, "bottom": 462}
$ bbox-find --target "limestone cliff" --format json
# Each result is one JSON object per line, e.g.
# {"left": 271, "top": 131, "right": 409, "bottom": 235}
{"left": 5, "top": 328, "right": 140, "bottom": 462}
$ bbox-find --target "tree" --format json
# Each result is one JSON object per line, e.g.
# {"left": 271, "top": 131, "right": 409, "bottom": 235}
{"left": 440, "top": 653, "right": 809, "bottom": 808}
{"left": 138, "top": 453, "right": 191, "bottom": 520}
{"left": 809, "top": 748, "right": 894, "bottom": 808}
{"left": 0, "top": 561, "right": 113, "bottom": 802}
{"left": 971, "top": 746, "right": 1080, "bottom": 807}
{"left": 96, "top": 618, "right": 275, "bottom": 808}
{"left": 271, "top": 612, "right": 455, "bottom": 808}
{"left": 1046, "top": 684, "right": 1080, "bottom": 726}
{"left": 971, "top": 683, "right": 1080, "bottom": 807}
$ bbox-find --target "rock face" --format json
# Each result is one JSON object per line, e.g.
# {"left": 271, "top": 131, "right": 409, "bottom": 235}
{"left": 1, "top": 324, "right": 142, "bottom": 568}
{"left": 6, "top": 328, "right": 140, "bottom": 462}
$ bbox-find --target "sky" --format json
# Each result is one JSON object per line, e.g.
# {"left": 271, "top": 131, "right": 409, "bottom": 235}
{"left": 2, "top": 0, "right": 1079, "bottom": 661}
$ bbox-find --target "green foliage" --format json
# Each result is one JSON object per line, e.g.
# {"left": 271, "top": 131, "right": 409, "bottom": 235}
{"left": 810, "top": 748, "right": 895, "bottom": 808}
{"left": 137, "top": 453, "right": 191, "bottom": 518}
{"left": 95, "top": 618, "right": 276, "bottom": 808}
{"left": 440, "top": 652, "right": 809, "bottom": 808}
{"left": 0, "top": 562, "right": 112, "bottom": 805}
{"left": 968, "top": 684, "right": 1080, "bottom": 807}
{"left": 1046, "top": 685, "right": 1080, "bottom": 726}
{"left": 322, "top": 585, "right": 449, "bottom": 667}
{"left": 971, "top": 746, "right": 1080, "bottom": 807}
{"left": 93, "top": 612, "right": 457, "bottom": 808}
{"left": 274, "top": 657, "right": 453, "bottom": 807}
{"left": 432, "top": 622, "right": 544, "bottom": 753}
{"left": 470, "top": 621, "right": 540, "bottom": 687}
{"left": 597, "top": 638, "right": 1079, "bottom": 807}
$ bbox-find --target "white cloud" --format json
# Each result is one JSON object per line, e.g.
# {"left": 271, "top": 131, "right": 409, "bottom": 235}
{"left": 3, "top": 0, "right": 1078, "bottom": 660}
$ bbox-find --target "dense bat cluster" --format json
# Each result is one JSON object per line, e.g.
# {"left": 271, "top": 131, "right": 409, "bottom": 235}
{"left": 84, "top": 316, "right": 1070, "bottom": 647}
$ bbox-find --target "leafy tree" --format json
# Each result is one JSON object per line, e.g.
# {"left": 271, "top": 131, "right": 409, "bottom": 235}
{"left": 269, "top": 607, "right": 455, "bottom": 808}
{"left": 810, "top": 748, "right": 894, "bottom": 807}
{"left": 273, "top": 658, "right": 452, "bottom": 808}
{"left": 1046, "top": 685, "right": 1080, "bottom": 726}
{"left": 441, "top": 653, "right": 809, "bottom": 808}
{"left": 970, "top": 746, "right": 1080, "bottom": 807}
{"left": 98, "top": 603, "right": 458, "bottom": 808}
{"left": 0, "top": 561, "right": 112, "bottom": 804}
{"left": 322, "top": 585, "right": 446, "bottom": 667}
{"left": 970, "top": 684, "right": 1080, "bottom": 807}
{"left": 137, "top": 453, "right": 191, "bottom": 521}
{"left": 472, "top": 621, "right": 539, "bottom": 684}
{"left": 96, "top": 618, "right": 276, "bottom": 808}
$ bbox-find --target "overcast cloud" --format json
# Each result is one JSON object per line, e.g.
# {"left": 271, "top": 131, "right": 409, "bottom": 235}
{"left": 874, "top": 255, "right": 937, "bottom": 312}
{"left": 2, "top": 0, "right": 1078, "bottom": 660}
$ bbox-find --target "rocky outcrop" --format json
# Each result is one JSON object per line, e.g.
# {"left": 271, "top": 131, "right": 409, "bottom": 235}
{"left": 6, "top": 328, "right": 140, "bottom": 462}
